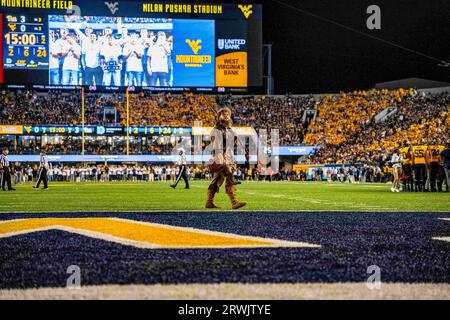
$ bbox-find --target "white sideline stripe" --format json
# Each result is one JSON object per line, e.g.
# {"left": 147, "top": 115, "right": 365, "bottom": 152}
{"left": 0, "top": 218, "right": 320, "bottom": 249}
{"left": 1, "top": 283, "right": 450, "bottom": 300}
{"left": 433, "top": 237, "right": 450, "bottom": 243}
{"left": 433, "top": 219, "right": 450, "bottom": 243}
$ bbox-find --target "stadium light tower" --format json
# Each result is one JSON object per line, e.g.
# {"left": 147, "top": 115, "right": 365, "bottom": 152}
{"left": 264, "top": 44, "right": 274, "bottom": 95}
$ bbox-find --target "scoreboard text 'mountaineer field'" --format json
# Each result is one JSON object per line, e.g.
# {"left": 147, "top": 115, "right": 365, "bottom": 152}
{"left": 0, "top": 0, "right": 262, "bottom": 93}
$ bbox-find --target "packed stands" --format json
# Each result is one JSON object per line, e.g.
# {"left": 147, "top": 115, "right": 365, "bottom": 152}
{"left": 115, "top": 92, "right": 217, "bottom": 127}
{"left": 1, "top": 89, "right": 449, "bottom": 165}
{"left": 305, "top": 89, "right": 450, "bottom": 164}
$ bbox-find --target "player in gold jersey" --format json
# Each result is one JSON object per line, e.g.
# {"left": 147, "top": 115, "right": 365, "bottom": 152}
{"left": 441, "top": 140, "right": 450, "bottom": 192}
{"left": 436, "top": 142, "right": 446, "bottom": 192}
{"left": 399, "top": 140, "right": 413, "bottom": 192}
{"left": 412, "top": 143, "right": 427, "bottom": 192}
{"left": 425, "top": 139, "right": 442, "bottom": 192}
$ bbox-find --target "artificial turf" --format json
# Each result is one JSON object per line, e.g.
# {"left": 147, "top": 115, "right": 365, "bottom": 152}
{"left": 0, "top": 181, "right": 448, "bottom": 212}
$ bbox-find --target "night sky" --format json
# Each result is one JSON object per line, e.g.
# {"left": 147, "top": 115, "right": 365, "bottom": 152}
{"left": 256, "top": 0, "right": 450, "bottom": 93}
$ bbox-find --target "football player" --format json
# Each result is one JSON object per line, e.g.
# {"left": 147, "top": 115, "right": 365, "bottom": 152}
{"left": 412, "top": 141, "right": 427, "bottom": 192}
{"left": 440, "top": 140, "right": 450, "bottom": 192}
{"left": 123, "top": 32, "right": 144, "bottom": 86}
{"left": 100, "top": 34, "right": 123, "bottom": 86}
{"left": 425, "top": 139, "right": 442, "bottom": 192}
{"left": 399, "top": 140, "right": 413, "bottom": 192}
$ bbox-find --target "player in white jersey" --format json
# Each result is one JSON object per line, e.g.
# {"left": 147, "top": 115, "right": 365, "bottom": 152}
{"left": 49, "top": 29, "right": 62, "bottom": 84}
{"left": 52, "top": 28, "right": 71, "bottom": 84}
{"left": 147, "top": 31, "right": 171, "bottom": 86}
{"left": 61, "top": 33, "right": 81, "bottom": 85}
{"left": 100, "top": 35, "right": 123, "bottom": 86}
{"left": 73, "top": 23, "right": 93, "bottom": 47}
{"left": 71, "top": 21, "right": 96, "bottom": 85}
{"left": 391, "top": 148, "right": 403, "bottom": 192}
{"left": 117, "top": 25, "right": 130, "bottom": 86}
{"left": 82, "top": 33, "right": 102, "bottom": 86}
{"left": 123, "top": 33, "right": 144, "bottom": 86}
{"left": 140, "top": 29, "right": 152, "bottom": 86}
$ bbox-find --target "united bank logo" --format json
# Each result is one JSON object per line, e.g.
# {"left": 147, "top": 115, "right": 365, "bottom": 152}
{"left": 218, "top": 39, "right": 246, "bottom": 50}
{"left": 238, "top": 4, "right": 253, "bottom": 19}
{"left": 176, "top": 39, "right": 212, "bottom": 67}
{"left": 186, "top": 39, "right": 202, "bottom": 54}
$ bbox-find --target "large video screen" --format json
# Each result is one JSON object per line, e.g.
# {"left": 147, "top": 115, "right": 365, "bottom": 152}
{"left": 0, "top": 1, "right": 262, "bottom": 92}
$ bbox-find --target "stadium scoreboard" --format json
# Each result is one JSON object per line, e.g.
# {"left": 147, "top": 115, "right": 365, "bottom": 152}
{"left": 4, "top": 14, "right": 48, "bottom": 69}
{"left": 0, "top": 0, "right": 263, "bottom": 92}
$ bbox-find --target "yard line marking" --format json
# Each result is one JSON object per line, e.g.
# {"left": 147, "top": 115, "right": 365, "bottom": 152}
{"left": 432, "top": 218, "right": 450, "bottom": 243}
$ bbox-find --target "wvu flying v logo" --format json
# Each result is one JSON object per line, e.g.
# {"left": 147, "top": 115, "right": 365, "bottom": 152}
{"left": 186, "top": 39, "right": 202, "bottom": 55}
{"left": 104, "top": 2, "right": 119, "bottom": 14}
{"left": 0, "top": 218, "right": 320, "bottom": 249}
{"left": 238, "top": 4, "right": 253, "bottom": 19}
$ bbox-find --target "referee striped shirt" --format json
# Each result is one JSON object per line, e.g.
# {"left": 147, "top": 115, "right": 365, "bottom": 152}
{"left": 0, "top": 154, "right": 9, "bottom": 167}
{"left": 39, "top": 154, "right": 49, "bottom": 169}
{"left": 177, "top": 155, "right": 187, "bottom": 166}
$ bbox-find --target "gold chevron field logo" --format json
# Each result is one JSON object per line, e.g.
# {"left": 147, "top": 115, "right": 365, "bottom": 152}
{"left": 0, "top": 218, "right": 320, "bottom": 249}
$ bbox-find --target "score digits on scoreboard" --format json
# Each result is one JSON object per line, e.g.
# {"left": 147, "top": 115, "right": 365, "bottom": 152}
{"left": 3, "top": 14, "right": 48, "bottom": 69}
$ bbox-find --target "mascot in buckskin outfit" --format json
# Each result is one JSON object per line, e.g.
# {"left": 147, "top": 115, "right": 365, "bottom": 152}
{"left": 205, "top": 107, "right": 246, "bottom": 209}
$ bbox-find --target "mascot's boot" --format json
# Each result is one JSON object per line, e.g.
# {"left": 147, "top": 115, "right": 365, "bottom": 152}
{"left": 205, "top": 188, "right": 220, "bottom": 209}
{"left": 226, "top": 184, "right": 246, "bottom": 209}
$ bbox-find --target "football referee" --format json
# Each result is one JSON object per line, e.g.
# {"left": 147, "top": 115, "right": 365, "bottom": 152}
{"left": 33, "top": 150, "right": 49, "bottom": 190}
{"left": 0, "top": 147, "right": 15, "bottom": 191}
{"left": 171, "top": 149, "right": 190, "bottom": 189}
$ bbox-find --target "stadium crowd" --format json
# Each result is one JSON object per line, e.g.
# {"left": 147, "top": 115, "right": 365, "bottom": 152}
{"left": 304, "top": 89, "right": 450, "bottom": 164}
{"left": 10, "top": 163, "right": 392, "bottom": 184}
{"left": 0, "top": 90, "right": 121, "bottom": 125}
{"left": 1, "top": 88, "right": 449, "bottom": 174}
{"left": 0, "top": 90, "right": 316, "bottom": 147}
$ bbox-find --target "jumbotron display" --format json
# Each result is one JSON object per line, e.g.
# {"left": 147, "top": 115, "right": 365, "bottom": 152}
{"left": 0, "top": 1, "right": 262, "bottom": 92}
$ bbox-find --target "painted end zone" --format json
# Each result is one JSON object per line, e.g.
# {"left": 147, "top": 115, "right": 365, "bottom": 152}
{"left": 0, "top": 217, "right": 320, "bottom": 249}
{"left": 0, "top": 211, "right": 449, "bottom": 299}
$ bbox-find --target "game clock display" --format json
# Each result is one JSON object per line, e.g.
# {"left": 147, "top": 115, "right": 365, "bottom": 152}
{"left": 3, "top": 14, "right": 48, "bottom": 69}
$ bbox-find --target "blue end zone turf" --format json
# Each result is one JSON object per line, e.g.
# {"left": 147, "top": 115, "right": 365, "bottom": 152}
{"left": 0, "top": 211, "right": 449, "bottom": 289}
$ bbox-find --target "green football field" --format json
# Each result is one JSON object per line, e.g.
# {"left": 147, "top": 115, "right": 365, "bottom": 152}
{"left": 0, "top": 181, "right": 449, "bottom": 212}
